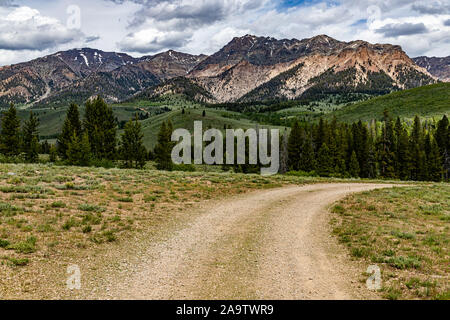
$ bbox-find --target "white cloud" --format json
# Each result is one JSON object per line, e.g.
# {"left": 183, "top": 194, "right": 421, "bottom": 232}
{"left": 119, "top": 28, "right": 191, "bottom": 53}
{"left": 1, "top": 0, "right": 449, "bottom": 66}
{"left": 0, "top": 6, "right": 83, "bottom": 51}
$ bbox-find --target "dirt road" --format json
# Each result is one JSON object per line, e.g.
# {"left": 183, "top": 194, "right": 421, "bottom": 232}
{"left": 97, "top": 183, "right": 393, "bottom": 300}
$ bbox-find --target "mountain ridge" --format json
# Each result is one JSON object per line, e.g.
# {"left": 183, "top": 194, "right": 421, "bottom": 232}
{"left": 0, "top": 34, "right": 437, "bottom": 107}
{"left": 413, "top": 56, "right": 450, "bottom": 82}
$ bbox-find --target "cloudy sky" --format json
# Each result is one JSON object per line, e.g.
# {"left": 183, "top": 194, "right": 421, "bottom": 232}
{"left": 0, "top": 0, "right": 449, "bottom": 66}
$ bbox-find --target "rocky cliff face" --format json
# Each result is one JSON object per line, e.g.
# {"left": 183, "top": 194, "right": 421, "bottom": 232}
{"left": 413, "top": 56, "right": 450, "bottom": 82}
{"left": 188, "top": 35, "right": 436, "bottom": 102}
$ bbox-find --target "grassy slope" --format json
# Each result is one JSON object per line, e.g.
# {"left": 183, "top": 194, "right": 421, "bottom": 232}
{"left": 138, "top": 107, "right": 287, "bottom": 149}
{"left": 17, "top": 105, "right": 150, "bottom": 141}
{"left": 331, "top": 185, "right": 449, "bottom": 300}
{"left": 14, "top": 95, "right": 284, "bottom": 148}
{"left": 329, "top": 83, "right": 450, "bottom": 122}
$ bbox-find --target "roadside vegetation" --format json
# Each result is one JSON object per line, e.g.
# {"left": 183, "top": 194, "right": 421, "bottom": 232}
{"left": 331, "top": 184, "right": 449, "bottom": 300}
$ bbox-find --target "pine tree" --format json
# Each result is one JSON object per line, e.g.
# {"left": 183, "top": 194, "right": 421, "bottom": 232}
{"left": 394, "top": 118, "right": 411, "bottom": 180}
{"left": 332, "top": 122, "right": 347, "bottom": 176}
{"left": 154, "top": 121, "right": 173, "bottom": 171}
{"left": 435, "top": 115, "right": 449, "bottom": 180}
{"left": 425, "top": 134, "right": 442, "bottom": 182}
{"left": 377, "top": 110, "right": 396, "bottom": 178}
{"left": 58, "top": 103, "right": 82, "bottom": 159}
{"left": 299, "top": 132, "right": 316, "bottom": 172}
{"left": 49, "top": 144, "right": 58, "bottom": 162}
{"left": 40, "top": 140, "right": 50, "bottom": 154}
{"left": 351, "top": 121, "right": 370, "bottom": 178}
{"left": 315, "top": 118, "right": 329, "bottom": 153}
{"left": 84, "top": 97, "right": 117, "bottom": 160}
{"left": 120, "top": 117, "right": 147, "bottom": 169}
{"left": 317, "top": 143, "right": 333, "bottom": 177}
{"left": 0, "top": 104, "right": 21, "bottom": 156}
{"left": 67, "top": 132, "right": 91, "bottom": 166}
{"left": 287, "top": 120, "right": 302, "bottom": 170}
{"left": 22, "top": 111, "right": 40, "bottom": 162}
{"left": 67, "top": 132, "right": 81, "bottom": 165}
{"left": 409, "top": 116, "right": 425, "bottom": 180}
{"left": 349, "top": 151, "right": 360, "bottom": 177}
{"left": 279, "top": 129, "right": 289, "bottom": 174}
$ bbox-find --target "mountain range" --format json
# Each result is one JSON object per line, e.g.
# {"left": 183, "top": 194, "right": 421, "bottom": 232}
{"left": 0, "top": 34, "right": 445, "bottom": 107}
{"left": 412, "top": 56, "right": 450, "bottom": 82}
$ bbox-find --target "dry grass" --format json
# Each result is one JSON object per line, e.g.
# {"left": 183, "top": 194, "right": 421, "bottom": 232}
{"left": 0, "top": 163, "right": 324, "bottom": 297}
{"left": 331, "top": 184, "right": 450, "bottom": 300}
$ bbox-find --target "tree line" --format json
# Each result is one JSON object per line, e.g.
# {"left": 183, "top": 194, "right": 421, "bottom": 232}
{"left": 0, "top": 97, "right": 448, "bottom": 182}
{"left": 0, "top": 97, "right": 148, "bottom": 169}
{"left": 285, "top": 111, "right": 449, "bottom": 182}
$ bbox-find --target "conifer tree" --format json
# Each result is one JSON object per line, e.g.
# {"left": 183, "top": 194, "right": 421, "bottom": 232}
{"left": 352, "top": 121, "right": 370, "bottom": 178}
{"left": 425, "top": 134, "right": 442, "bottom": 182}
{"left": 154, "top": 121, "right": 173, "bottom": 171}
{"left": 279, "top": 129, "right": 289, "bottom": 174}
{"left": 287, "top": 120, "right": 302, "bottom": 170}
{"left": 41, "top": 140, "right": 50, "bottom": 154}
{"left": 409, "top": 116, "right": 425, "bottom": 180}
{"left": 315, "top": 118, "right": 329, "bottom": 153}
{"left": 22, "top": 111, "right": 40, "bottom": 162}
{"left": 67, "top": 132, "right": 91, "bottom": 166}
{"left": 49, "top": 144, "right": 58, "bottom": 162}
{"left": 299, "top": 133, "right": 316, "bottom": 172}
{"left": 0, "top": 104, "right": 20, "bottom": 156}
{"left": 84, "top": 97, "right": 117, "bottom": 160}
{"left": 435, "top": 115, "right": 449, "bottom": 180}
{"left": 120, "top": 117, "right": 147, "bottom": 169}
{"left": 378, "top": 110, "right": 396, "bottom": 178}
{"left": 394, "top": 118, "right": 411, "bottom": 180}
{"left": 317, "top": 143, "right": 333, "bottom": 177}
{"left": 58, "top": 103, "right": 82, "bottom": 159}
{"left": 349, "top": 151, "right": 360, "bottom": 177}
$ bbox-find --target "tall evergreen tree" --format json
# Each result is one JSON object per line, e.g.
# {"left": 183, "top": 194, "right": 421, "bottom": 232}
{"left": 317, "top": 143, "right": 333, "bottom": 177}
{"left": 377, "top": 110, "right": 396, "bottom": 178}
{"left": 84, "top": 97, "right": 117, "bottom": 160}
{"left": 22, "top": 111, "right": 40, "bottom": 162}
{"left": 67, "top": 132, "right": 91, "bottom": 166}
{"left": 49, "top": 144, "right": 58, "bottom": 162}
{"left": 58, "top": 103, "right": 82, "bottom": 159}
{"left": 120, "top": 117, "right": 147, "bottom": 169}
{"left": 154, "top": 121, "right": 173, "bottom": 171}
{"left": 425, "top": 134, "right": 442, "bottom": 182}
{"left": 279, "top": 129, "right": 289, "bottom": 174}
{"left": 299, "top": 132, "right": 316, "bottom": 172}
{"left": 0, "top": 104, "right": 20, "bottom": 156}
{"left": 40, "top": 140, "right": 50, "bottom": 154}
{"left": 394, "top": 118, "right": 411, "bottom": 180}
{"left": 435, "top": 115, "right": 449, "bottom": 180}
{"left": 48, "top": 144, "right": 58, "bottom": 162}
{"left": 315, "top": 118, "right": 329, "bottom": 153}
{"left": 409, "top": 116, "right": 425, "bottom": 181}
{"left": 352, "top": 121, "right": 370, "bottom": 178}
{"left": 349, "top": 151, "right": 360, "bottom": 177}
{"left": 287, "top": 120, "right": 302, "bottom": 170}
